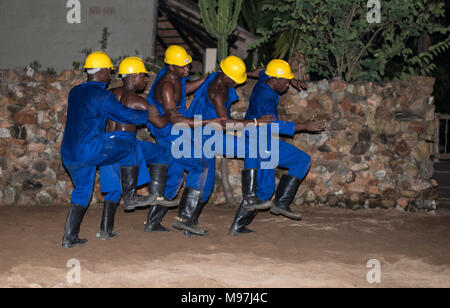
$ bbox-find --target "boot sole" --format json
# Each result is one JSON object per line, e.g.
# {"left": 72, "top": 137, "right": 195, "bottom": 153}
{"left": 97, "top": 232, "right": 117, "bottom": 240}
{"left": 144, "top": 225, "right": 170, "bottom": 232}
{"left": 243, "top": 200, "right": 272, "bottom": 211}
{"left": 172, "top": 221, "right": 209, "bottom": 236}
{"left": 61, "top": 240, "right": 88, "bottom": 248}
{"left": 151, "top": 198, "right": 179, "bottom": 208}
{"left": 123, "top": 196, "right": 157, "bottom": 211}
{"left": 270, "top": 207, "right": 302, "bottom": 220}
{"left": 229, "top": 229, "right": 255, "bottom": 237}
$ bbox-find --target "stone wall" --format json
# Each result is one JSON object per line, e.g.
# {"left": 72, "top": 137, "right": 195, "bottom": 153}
{"left": 0, "top": 69, "right": 438, "bottom": 211}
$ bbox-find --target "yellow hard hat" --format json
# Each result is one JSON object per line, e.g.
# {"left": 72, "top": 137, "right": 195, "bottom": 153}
{"left": 265, "top": 59, "right": 294, "bottom": 80}
{"left": 220, "top": 55, "right": 247, "bottom": 84}
{"left": 164, "top": 45, "right": 192, "bottom": 66}
{"left": 118, "top": 57, "right": 149, "bottom": 75}
{"left": 84, "top": 51, "right": 114, "bottom": 70}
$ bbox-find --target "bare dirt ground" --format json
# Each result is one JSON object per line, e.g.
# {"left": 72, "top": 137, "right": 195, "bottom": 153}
{"left": 0, "top": 204, "right": 449, "bottom": 288}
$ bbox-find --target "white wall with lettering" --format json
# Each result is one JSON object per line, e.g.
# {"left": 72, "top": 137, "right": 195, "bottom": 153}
{"left": 0, "top": 0, "right": 158, "bottom": 71}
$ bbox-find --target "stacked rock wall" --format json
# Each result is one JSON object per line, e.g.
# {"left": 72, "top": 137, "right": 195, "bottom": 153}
{"left": 214, "top": 77, "right": 438, "bottom": 212}
{"left": 0, "top": 69, "right": 438, "bottom": 211}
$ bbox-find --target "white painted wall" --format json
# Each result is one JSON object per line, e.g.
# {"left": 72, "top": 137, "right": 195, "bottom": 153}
{"left": 0, "top": 0, "right": 157, "bottom": 72}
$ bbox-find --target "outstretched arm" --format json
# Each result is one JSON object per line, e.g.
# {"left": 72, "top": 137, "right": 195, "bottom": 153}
{"left": 294, "top": 119, "right": 327, "bottom": 132}
{"left": 122, "top": 94, "right": 169, "bottom": 128}
{"left": 161, "top": 83, "right": 223, "bottom": 127}
{"left": 246, "top": 68, "right": 263, "bottom": 79}
{"left": 211, "top": 94, "right": 275, "bottom": 128}
{"left": 103, "top": 92, "right": 148, "bottom": 125}
{"left": 290, "top": 79, "right": 308, "bottom": 91}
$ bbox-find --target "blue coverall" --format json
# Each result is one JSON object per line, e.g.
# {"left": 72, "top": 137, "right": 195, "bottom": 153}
{"left": 185, "top": 73, "right": 246, "bottom": 202}
{"left": 146, "top": 67, "right": 208, "bottom": 198}
{"left": 98, "top": 131, "right": 175, "bottom": 203}
{"left": 244, "top": 71, "right": 311, "bottom": 201}
{"left": 61, "top": 81, "right": 149, "bottom": 207}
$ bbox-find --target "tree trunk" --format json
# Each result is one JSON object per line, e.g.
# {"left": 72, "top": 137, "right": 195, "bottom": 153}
{"left": 220, "top": 158, "right": 238, "bottom": 207}
{"left": 289, "top": 50, "right": 309, "bottom": 81}
{"left": 217, "top": 36, "right": 228, "bottom": 62}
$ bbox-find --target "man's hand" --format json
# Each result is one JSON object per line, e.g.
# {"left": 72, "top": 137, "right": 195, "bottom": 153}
{"left": 247, "top": 67, "right": 264, "bottom": 79}
{"left": 291, "top": 79, "right": 308, "bottom": 91}
{"left": 303, "top": 119, "right": 327, "bottom": 132}
{"left": 256, "top": 114, "right": 276, "bottom": 125}
{"left": 147, "top": 104, "right": 160, "bottom": 120}
{"left": 147, "top": 104, "right": 168, "bottom": 128}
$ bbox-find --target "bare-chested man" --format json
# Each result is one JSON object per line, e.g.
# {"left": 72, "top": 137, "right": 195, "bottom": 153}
{"left": 146, "top": 45, "right": 224, "bottom": 237}
{"left": 97, "top": 57, "right": 178, "bottom": 240}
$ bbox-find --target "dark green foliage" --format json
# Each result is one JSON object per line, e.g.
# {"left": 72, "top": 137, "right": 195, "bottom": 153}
{"left": 198, "top": 0, "right": 243, "bottom": 61}
{"left": 250, "top": 0, "right": 450, "bottom": 82}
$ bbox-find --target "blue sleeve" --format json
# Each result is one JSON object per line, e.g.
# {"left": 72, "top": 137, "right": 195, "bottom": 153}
{"left": 273, "top": 120, "right": 296, "bottom": 136}
{"left": 103, "top": 92, "right": 148, "bottom": 125}
{"left": 256, "top": 93, "right": 279, "bottom": 120}
{"left": 259, "top": 70, "right": 270, "bottom": 82}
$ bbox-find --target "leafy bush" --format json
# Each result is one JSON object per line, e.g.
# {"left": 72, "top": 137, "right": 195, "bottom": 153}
{"left": 251, "top": 0, "right": 450, "bottom": 81}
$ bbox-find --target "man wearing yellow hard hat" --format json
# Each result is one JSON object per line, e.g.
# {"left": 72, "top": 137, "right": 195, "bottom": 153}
{"left": 146, "top": 45, "right": 224, "bottom": 237}
{"left": 234, "top": 59, "right": 327, "bottom": 234}
{"left": 60, "top": 52, "right": 158, "bottom": 248}
{"left": 185, "top": 55, "right": 276, "bottom": 236}
{"left": 96, "top": 57, "right": 179, "bottom": 239}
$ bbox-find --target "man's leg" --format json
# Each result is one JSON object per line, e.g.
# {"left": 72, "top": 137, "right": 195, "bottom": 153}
{"left": 99, "top": 137, "right": 155, "bottom": 210}
{"left": 139, "top": 140, "right": 178, "bottom": 207}
{"left": 61, "top": 164, "right": 95, "bottom": 248}
{"left": 270, "top": 140, "right": 311, "bottom": 220}
{"left": 172, "top": 156, "right": 210, "bottom": 236}
{"left": 138, "top": 141, "right": 179, "bottom": 232}
{"left": 97, "top": 190, "right": 120, "bottom": 240}
{"left": 200, "top": 157, "right": 216, "bottom": 203}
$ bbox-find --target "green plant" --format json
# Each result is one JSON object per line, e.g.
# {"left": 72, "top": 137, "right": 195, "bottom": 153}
{"left": 144, "top": 56, "right": 165, "bottom": 74}
{"left": 28, "top": 61, "right": 42, "bottom": 72}
{"left": 251, "top": 0, "right": 450, "bottom": 81}
{"left": 46, "top": 67, "right": 56, "bottom": 75}
{"left": 239, "top": 0, "right": 275, "bottom": 69}
{"left": 198, "top": 0, "right": 243, "bottom": 61}
{"left": 98, "top": 27, "right": 111, "bottom": 51}
{"left": 72, "top": 61, "right": 81, "bottom": 69}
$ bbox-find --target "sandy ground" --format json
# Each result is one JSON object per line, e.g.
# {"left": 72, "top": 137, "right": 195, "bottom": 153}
{"left": 0, "top": 204, "right": 449, "bottom": 288}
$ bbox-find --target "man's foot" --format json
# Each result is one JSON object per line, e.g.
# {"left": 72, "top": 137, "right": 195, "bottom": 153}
{"left": 144, "top": 222, "right": 170, "bottom": 232}
{"left": 229, "top": 226, "right": 255, "bottom": 237}
{"left": 270, "top": 205, "right": 302, "bottom": 220}
{"left": 173, "top": 217, "right": 209, "bottom": 236}
{"left": 62, "top": 236, "right": 88, "bottom": 248}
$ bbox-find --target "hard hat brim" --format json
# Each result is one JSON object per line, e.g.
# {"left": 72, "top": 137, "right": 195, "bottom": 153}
{"left": 265, "top": 72, "right": 295, "bottom": 80}
{"left": 164, "top": 56, "right": 192, "bottom": 67}
{"left": 118, "top": 69, "right": 149, "bottom": 75}
{"left": 231, "top": 74, "right": 247, "bottom": 84}
{"left": 84, "top": 66, "right": 115, "bottom": 70}
{"left": 285, "top": 72, "right": 295, "bottom": 80}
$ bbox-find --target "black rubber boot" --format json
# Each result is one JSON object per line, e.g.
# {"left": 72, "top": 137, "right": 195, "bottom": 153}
{"left": 270, "top": 174, "right": 302, "bottom": 220}
{"left": 98, "top": 200, "right": 118, "bottom": 240}
{"left": 173, "top": 188, "right": 209, "bottom": 236}
{"left": 144, "top": 205, "right": 169, "bottom": 232}
{"left": 148, "top": 164, "right": 178, "bottom": 208}
{"left": 183, "top": 201, "right": 206, "bottom": 238}
{"left": 241, "top": 169, "right": 272, "bottom": 211}
{"left": 229, "top": 202, "right": 258, "bottom": 236}
{"left": 121, "top": 166, "right": 155, "bottom": 211}
{"left": 61, "top": 203, "right": 88, "bottom": 248}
